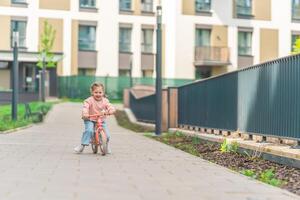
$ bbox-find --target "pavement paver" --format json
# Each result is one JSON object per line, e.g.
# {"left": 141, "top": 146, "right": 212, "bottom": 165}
{"left": 0, "top": 102, "right": 299, "bottom": 200}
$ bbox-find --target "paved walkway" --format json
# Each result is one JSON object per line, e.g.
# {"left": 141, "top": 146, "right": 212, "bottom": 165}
{"left": 0, "top": 102, "right": 299, "bottom": 200}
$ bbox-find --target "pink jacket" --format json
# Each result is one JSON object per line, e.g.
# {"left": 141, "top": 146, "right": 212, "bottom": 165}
{"left": 82, "top": 96, "right": 115, "bottom": 121}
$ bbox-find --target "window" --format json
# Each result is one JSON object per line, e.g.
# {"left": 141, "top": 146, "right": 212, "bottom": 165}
{"left": 142, "top": 70, "right": 153, "bottom": 77}
{"left": 119, "top": 69, "right": 131, "bottom": 76}
{"left": 23, "top": 64, "right": 36, "bottom": 92}
{"left": 11, "top": 20, "right": 26, "bottom": 48}
{"left": 236, "top": 0, "right": 252, "bottom": 16}
{"left": 195, "top": 67, "right": 211, "bottom": 79}
{"left": 78, "top": 69, "right": 95, "bottom": 76}
{"left": 79, "top": 25, "right": 96, "bottom": 50}
{"left": 141, "top": 29, "right": 153, "bottom": 53}
{"left": 119, "top": 0, "right": 131, "bottom": 11}
{"left": 80, "top": 0, "right": 96, "bottom": 8}
{"left": 238, "top": 31, "right": 252, "bottom": 56}
{"left": 141, "top": 0, "right": 153, "bottom": 12}
{"left": 195, "top": 29, "right": 211, "bottom": 46}
{"left": 292, "top": 34, "right": 300, "bottom": 51}
{"left": 195, "top": 0, "right": 211, "bottom": 12}
{"left": 119, "top": 27, "right": 132, "bottom": 52}
{"left": 292, "top": 0, "right": 300, "bottom": 20}
{"left": 11, "top": 0, "right": 26, "bottom": 3}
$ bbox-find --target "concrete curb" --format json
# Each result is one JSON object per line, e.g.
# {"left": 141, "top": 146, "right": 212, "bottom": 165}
{"left": 124, "top": 108, "right": 155, "bottom": 129}
{"left": 0, "top": 124, "right": 33, "bottom": 134}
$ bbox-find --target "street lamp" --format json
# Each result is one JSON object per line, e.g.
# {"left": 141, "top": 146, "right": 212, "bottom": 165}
{"left": 12, "top": 31, "right": 19, "bottom": 121}
{"left": 155, "top": 5, "right": 162, "bottom": 135}
{"left": 129, "top": 56, "right": 133, "bottom": 88}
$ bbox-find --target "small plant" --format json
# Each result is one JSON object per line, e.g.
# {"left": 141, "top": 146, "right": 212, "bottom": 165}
{"left": 259, "top": 169, "right": 284, "bottom": 187}
{"left": 174, "top": 131, "right": 184, "bottom": 137}
{"left": 192, "top": 136, "right": 201, "bottom": 145}
{"left": 220, "top": 139, "right": 239, "bottom": 153}
{"left": 240, "top": 169, "right": 257, "bottom": 178}
{"left": 244, "top": 148, "right": 262, "bottom": 160}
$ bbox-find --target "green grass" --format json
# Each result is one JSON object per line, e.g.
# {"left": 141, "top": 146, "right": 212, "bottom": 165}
{"left": 0, "top": 102, "right": 53, "bottom": 132}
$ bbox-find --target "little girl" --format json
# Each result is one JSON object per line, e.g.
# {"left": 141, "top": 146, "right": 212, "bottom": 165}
{"left": 74, "top": 82, "right": 116, "bottom": 153}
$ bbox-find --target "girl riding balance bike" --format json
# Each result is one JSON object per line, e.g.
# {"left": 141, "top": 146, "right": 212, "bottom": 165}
{"left": 74, "top": 82, "right": 116, "bottom": 154}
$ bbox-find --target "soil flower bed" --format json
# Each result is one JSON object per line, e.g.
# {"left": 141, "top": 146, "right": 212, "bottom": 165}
{"left": 147, "top": 132, "right": 300, "bottom": 195}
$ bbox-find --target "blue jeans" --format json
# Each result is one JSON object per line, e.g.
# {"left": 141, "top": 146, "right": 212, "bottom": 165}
{"left": 81, "top": 120, "right": 110, "bottom": 145}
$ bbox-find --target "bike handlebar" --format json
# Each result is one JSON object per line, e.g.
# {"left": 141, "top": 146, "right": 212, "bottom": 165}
{"left": 88, "top": 112, "right": 112, "bottom": 118}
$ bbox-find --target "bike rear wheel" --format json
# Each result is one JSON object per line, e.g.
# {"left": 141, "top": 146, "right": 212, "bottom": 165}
{"left": 91, "top": 136, "right": 98, "bottom": 154}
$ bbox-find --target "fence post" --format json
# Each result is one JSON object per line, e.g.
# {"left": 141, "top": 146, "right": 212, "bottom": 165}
{"left": 162, "top": 89, "right": 168, "bottom": 132}
{"left": 168, "top": 87, "right": 178, "bottom": 128}
{"left": 123, "top": 88, "right": 130, "bottom": 108}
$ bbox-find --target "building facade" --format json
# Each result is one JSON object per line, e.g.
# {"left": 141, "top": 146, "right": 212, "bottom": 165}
{"left": 0, "top": 0, "right": 300, "bottom": 94}
{"left": 166, "top": 0, "right": 300, "bottom": 79}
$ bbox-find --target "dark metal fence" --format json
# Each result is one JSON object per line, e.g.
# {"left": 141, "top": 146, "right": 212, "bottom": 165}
{"left": 129, "top": 92, "right": 155, "bottom": 123}
{"left": 178, "top": 72, "right": 238, "bottom": 131}
{"left": 237, "top": 55, "right": 300, "bottom": 140}
{"left": 58, "top": 76, "right": 193, "bottom": 100}
{"left": 0, "top": 91, "right": 39, "bottom": 105}
{"left": 178, "top": 54, "right": 300, "bottom": 141}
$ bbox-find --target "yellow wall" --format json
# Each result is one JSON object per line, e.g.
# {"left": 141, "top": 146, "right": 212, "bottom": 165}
{"left": 39, "top": 18, "right": 63, "bottom": 52}
{"left": 39, "top": 0, "right": 70, "bottom": 10}
{"left": 182, "top": 0, "right": 195, "bottom": 15}
{"left": 260, "top": 28, "right": 279, "bottom": 62}
{"left": 133, "top": 0, "right": 141, "bottom": 15}
{"left": 0, "top": 69, "right": 10, "bottom": 89}
{"left": 0, "top": 0, "right": 10, "bottom": 6}
{"left": 232, "top": 0, "right": 237, "bottom": 18}
{"left": 212, "top": 66, "right": 227, "bottom": 76}
{"left": 211, "top": 25, "right": 228, "bottom": 47}
{"left": 254, "top": 0, "right": 271, "bottom": 20}
{"left": 0, "top": 15, "right": 11, "bottom": 50}
{"left": 71, "top": 20, "right": 78, "bottom": 75}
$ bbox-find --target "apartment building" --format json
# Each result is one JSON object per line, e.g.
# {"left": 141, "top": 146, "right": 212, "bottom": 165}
{"left": 0, "top": 0, "right": 158, "bottom": 96}
{"left": 0, "top": 0, "right": 300, "bottom": 96}
{"left": 167, "top": 0, "right": 300, "bottom": 79}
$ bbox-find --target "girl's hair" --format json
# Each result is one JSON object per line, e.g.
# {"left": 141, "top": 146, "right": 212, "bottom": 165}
{"left": 90, "top": 82, "right": 106, "bottom": 96}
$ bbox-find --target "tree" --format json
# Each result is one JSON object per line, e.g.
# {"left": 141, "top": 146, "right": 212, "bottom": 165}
{"left": 37, "top": 20, "right": 56, "bottom": 102}
{"left": 37, "top": 20, "right": 57, "bottom": 68}
{"left": 292, "top": 37, "right": 300, "bottom": 54}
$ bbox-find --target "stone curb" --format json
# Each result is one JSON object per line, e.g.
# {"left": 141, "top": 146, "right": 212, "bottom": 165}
{"left": 124, "top": 108, "right": 155, "bottom": 129}
{"left": 0, "top": 124, "right": 33, "bottom": 134}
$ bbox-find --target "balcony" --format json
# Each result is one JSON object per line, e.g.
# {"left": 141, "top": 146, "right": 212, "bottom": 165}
{"left": 194, "top": 46, "right": 231, "bottom": 66}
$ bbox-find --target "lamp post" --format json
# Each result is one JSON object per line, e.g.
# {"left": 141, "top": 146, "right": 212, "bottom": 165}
{"left": 155, "top": 5, "right": 162, "bottom": 135}
{"left": 129, "top": 56, "right": 133, "bottom": 88}
{"left": 12, "top": 31, "right": 19, "bottom": 121}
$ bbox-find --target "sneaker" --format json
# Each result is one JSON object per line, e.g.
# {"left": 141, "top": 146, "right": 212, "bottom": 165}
{"left": 74, "top": 145, "right": 84, "bottom": 153}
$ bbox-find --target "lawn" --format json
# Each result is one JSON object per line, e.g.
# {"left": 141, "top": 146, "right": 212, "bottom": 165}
{"left": 0, "top": 102, "right": 53, "bottom": 132}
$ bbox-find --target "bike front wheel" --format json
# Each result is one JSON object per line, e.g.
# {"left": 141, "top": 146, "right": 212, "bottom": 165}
{"left": 99, "top": 131, "right": 108, "bottom": 156}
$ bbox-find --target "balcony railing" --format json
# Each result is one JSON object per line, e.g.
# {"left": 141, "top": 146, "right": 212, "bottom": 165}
{"left": 194, "top": 46, "right": 230, "bottom": 66}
